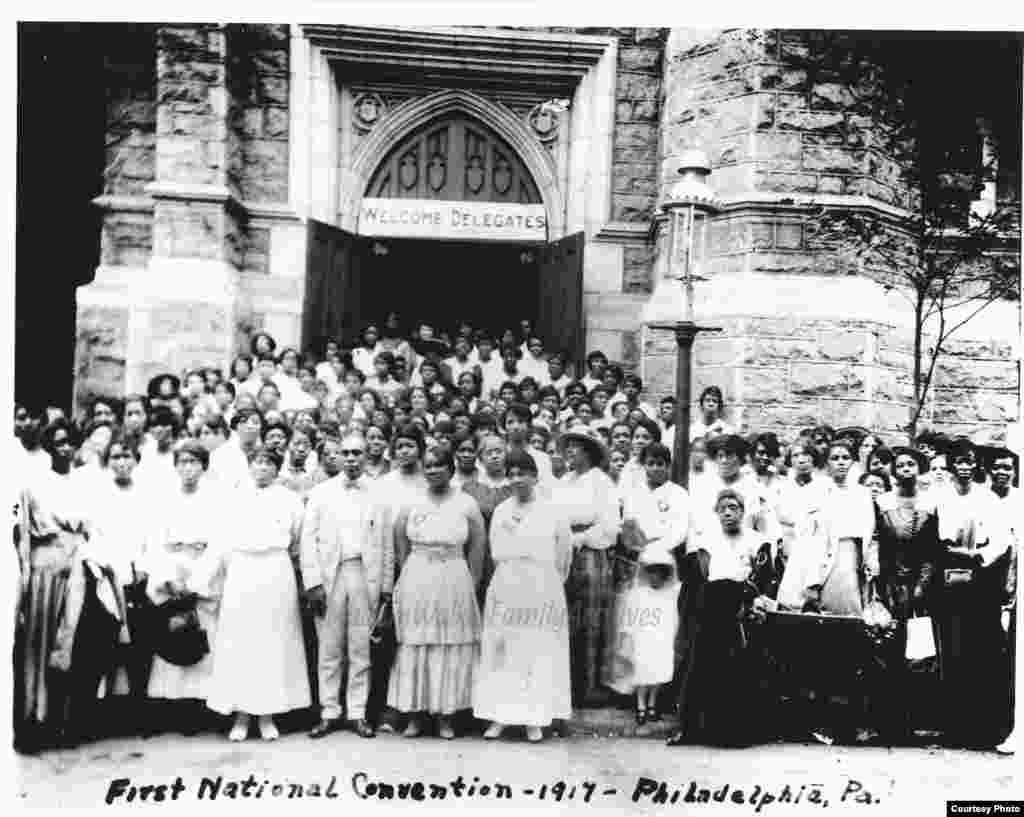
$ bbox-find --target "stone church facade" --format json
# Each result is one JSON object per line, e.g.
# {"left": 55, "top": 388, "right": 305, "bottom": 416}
{"left": 75, "top": 25, "right": 1021, "bottom": 443}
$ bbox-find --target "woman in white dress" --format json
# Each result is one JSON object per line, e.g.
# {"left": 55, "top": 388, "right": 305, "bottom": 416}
{"left": 206, "top": 448, "right": 311, "bottom": 741}
{"left": 141, "top": 441, "right": 226, "bottom": 734}
{"left": 474, "top": 449, "right": 573, "bottom": 743}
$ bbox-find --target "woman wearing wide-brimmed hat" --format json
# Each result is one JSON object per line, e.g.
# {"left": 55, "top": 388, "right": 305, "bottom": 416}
{"left": 558, "top": 425, "right": 621, "bottom": 707}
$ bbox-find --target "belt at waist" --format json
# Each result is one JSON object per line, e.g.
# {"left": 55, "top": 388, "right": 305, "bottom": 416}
{"left": 570, "top": 523, "right": 595, "bottom": 534}
{"left": 341, "top": 554, "right": 363, "bottom": 564}
{"left": 410, "top": 545, "right": 462, "bottom": 562}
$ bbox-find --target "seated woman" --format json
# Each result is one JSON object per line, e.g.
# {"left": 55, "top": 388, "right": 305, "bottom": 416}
{"left": 667, "top": 489, "right": 776, "bottom": 747}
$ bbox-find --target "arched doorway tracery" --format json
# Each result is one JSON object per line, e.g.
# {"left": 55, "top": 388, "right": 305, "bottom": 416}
{"left": 365, "top": 115, "right": 543, "bottom": 205}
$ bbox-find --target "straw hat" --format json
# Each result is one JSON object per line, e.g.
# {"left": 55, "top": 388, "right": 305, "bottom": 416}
{"left": 559, "top": 425, "right": 609, "bottom": 470}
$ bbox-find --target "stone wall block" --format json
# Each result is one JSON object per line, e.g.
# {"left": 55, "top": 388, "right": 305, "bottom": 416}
{"left": 817, "top": 398, "right": 871, "bottom": 428}
{"left": 256, "top": 75, "right": 289, "bottom": 106}
{"left": 843, "top": 176, "right": 898, "bottom": 205}
{"left": 742, "top": 337, "right": 816, "bottom": 364}
{"left": 803, "top": 145, "right": 865, "bottom": 174}
{"left": 776, "top": 109, "right": 845, "bottom": 133}
{"left": 694, "top": 338, "right": 742, "bottom": 366}
{"left": 615, "top": 144, "right": 659, "bottom": 163}
{"left": 816, "top": 331, "right": 866, "bottom": 362}
{"left": 943, "top": 337, "right": 1015, "bottom": 359}
{"left": 622, "top": 245, "right": 655, "bottom": 295}
{"left": 615, "top": 123, "right": 659, "bottom": 149}
{"left": 611, "top": 193, "right": 657, "bottom": 223}
{"left": 641, "top": 355, "right": 678, "bottom": 398}
{"left": 74, "top": 305, "right": 130, "bottom": 403}
{"left": 101, "top": 213, "right": 154, "bottom": 266}
{"left": 811, "top": 82, "right": 855, "bottom": 110}
{"left": 741, "top": 366, "right": 788, "bottom": 403}
{"left": 775, "top": 222, "right": 803, "bottom": 249}
{"left": 754, "top": 171, "right": 818, "bottom": 194}
{"left": 745, "top": 316, "right": 817, "bottom": 339}
{"left": 619, "top": 44, "right": 662, "bottom": 72}
{"left": 934, "top": 358, "right": 1019, "bottom": 391}
{"left": 251, "top": 48, "right": 289, "bottom": 75}
{"left": 789, "top": 362, "right": 867, "bottom": 397}
{"left": 616, "top": 72, "right": 661, "bottom": 102}
{"left": 750, "top": 221, "right": 774, "bottom": 250}
{"left": 239, "top": 140, "right": 289, "bottom": 202}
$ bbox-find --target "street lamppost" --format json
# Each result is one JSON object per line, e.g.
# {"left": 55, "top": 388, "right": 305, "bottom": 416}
{"left": 640, "top": 150, "right": 721, "bottom": 489}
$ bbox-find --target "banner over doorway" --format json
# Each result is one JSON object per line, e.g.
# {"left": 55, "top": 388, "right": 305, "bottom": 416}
{"left": 358, "top": 198, "right": 548, "bottom": 242}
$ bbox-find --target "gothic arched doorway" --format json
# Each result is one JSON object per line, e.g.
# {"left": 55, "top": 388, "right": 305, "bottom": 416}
{"left": 302, "top": 111, "right": 583, "bottom": 369}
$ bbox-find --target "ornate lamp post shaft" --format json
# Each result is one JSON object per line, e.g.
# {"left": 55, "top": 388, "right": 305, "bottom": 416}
{"left": 642, "top": 151, "right": 721, "bottom": 490}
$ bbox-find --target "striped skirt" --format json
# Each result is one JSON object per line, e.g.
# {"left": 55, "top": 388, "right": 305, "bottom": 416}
{"left": 18, "top": 542, "right": 73, "bottom": 728}
{"left": 565, "top": 546, "right": 615, "bottom": 706}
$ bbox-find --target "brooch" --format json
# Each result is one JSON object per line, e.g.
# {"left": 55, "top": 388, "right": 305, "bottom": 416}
{"left": 657, "top": 500, "right": 671, "bottom": 513}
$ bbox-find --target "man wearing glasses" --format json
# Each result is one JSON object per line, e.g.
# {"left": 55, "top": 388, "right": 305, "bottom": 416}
{"left": 300, "top": 432, "right": 394, "bottom": 739}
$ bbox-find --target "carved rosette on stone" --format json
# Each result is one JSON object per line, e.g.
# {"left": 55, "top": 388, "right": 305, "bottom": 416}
{"left": 352, "top": 92, "right": 387, "bottom": 134}
{"left": 527, "top": 99, "right": 568, "bottom": 150}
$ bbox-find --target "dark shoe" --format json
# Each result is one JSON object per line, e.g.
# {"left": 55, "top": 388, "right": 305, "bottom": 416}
{"left": 645, "top": 708, "right": 659, "bottom": 723}
{"left": 308, "top": 719, "right": 341, "bottom": 739}
{"left": 353, "top": 719, "right": 376, "bottom": 739}
{"left": 666, "top": 731, "right": 687, "bottom": 747}
{"left": 635, "top": 708, "right": 648, "bottom": 726}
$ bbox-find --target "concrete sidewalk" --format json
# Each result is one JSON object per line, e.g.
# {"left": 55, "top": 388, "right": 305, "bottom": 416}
{"left": 13, "top": 722, "right": 1019, "bottom": 813}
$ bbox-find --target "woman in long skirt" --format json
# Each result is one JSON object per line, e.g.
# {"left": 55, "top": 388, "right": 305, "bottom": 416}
{"left": 874, "top": 446, "right": 941, "bottom": 740}
{"left": 389, "top": 447, "right": 487, "bottom": 739}
{"left": 15, "top": 419, "right": 87, "bottom": 750}
{"left": 141, "top": 441, "right": 226, "bottom": 734}
{"left": 206, "top": 448, "right": 311, "bottom": 741}
{"left": 558, "top": 427, "right": 621, "bottom": 707}
{"left": 933, "top": 440, "right": 1013, "bottom": 748}
{"left": 668, "top": 488, "right": 773, "bottom": 747}
{"left": 473, "top": 450, "right": 572, "bottom": 743}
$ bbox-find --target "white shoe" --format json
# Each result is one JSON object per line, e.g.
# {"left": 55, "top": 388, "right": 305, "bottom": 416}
{"left": 483, "top": 722, "right": 504, "bottom": 740}
{"left": 526, "top": 726, "right": 544, "bottom": 743}
{"left": 258, "top": 716, "right": 279, "bottom": 741}
{"left": 996, "top": 732, "right": 1017, "bottom": 755}
{"left": 228, "top": 715, "right": 249, "bottom": 742}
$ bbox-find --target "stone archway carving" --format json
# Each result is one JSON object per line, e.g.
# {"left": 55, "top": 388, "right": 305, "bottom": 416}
{"left": 342, "top": 89, "right": 564, "bottom": 236}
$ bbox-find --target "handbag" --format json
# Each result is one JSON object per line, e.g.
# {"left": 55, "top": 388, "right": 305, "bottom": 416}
{"left": 862, "top": 579, "right": 893, "bottom": 631}
{"left": 905, "top": 614, "right": 936, "bottom": 662}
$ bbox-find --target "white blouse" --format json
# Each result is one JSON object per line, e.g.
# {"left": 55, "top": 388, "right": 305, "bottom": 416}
{"left": 556, "top": 467, "right": 620, "bottom": 551}
{"left": 622, "top": 480, "right": 692, "bottom": 553}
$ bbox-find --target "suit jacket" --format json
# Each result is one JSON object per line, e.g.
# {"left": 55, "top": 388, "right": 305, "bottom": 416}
{"left": 300, "top": 475, "right": 395, "bottom": 612}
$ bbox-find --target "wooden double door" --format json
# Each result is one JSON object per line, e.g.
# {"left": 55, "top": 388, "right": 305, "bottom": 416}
{"left": 301, "top": 221, "right": 585, "bottom": 365}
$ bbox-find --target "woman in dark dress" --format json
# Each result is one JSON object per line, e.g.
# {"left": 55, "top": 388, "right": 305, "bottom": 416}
{"left": 873, "top": 446, "right": 941, "bottom": 740}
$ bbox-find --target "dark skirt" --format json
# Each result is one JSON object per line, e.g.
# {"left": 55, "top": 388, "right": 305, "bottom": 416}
{"left": 676, "top": 579, "right": 760, "bottom": 744}
{"left": 935, "top": 553, "right": 1012, "bottom": 745}
{"left": 566, "top": 546, "right": 615, "bottom": 706}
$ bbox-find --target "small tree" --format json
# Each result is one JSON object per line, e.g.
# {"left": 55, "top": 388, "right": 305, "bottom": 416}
{"left": 784, "top": 30, "right": 1022, "bottom": 439}
{"left": 812, "top": 205, "right": 1019, "bottom": 440}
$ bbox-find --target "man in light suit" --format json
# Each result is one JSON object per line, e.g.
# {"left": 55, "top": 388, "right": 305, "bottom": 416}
{"left": 301, "top": 432, "right": 394, "bottom": 739}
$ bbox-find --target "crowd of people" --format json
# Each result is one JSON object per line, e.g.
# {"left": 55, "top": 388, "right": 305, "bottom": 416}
{"left": 11, "top": 313, "right": 1019, "bottom": 754}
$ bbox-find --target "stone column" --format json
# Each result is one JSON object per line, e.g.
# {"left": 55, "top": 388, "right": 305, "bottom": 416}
{"left": 643, "top": 28, "right": 901, "bottom": 439}
{"left": 129, "top": 24, "right": 245, "bottom": 392}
